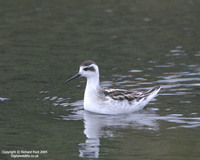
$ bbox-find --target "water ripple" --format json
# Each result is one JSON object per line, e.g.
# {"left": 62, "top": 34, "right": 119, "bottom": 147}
{"left": 60, "top": 108, "right": 200, "bottom": 130}
{"left": 0, "top": 97, "right": 10, "bottom": 101}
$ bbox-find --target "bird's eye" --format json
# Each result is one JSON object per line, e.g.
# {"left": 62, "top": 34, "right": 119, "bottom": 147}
{"left": 83, "top": 67, "right": 88, "bottom": 71}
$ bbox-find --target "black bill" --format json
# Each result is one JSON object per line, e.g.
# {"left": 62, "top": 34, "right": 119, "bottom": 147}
{"left": 66, "top": 73, "right": 81, "bottom": 83}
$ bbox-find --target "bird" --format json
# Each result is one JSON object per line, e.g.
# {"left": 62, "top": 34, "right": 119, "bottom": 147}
{"left": 66, "top": 60, "right": 161, "bottom": 115}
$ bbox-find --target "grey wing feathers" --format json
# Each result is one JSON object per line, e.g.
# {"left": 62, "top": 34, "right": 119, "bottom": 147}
{"left": 103, "top": 88, "right": 143, "bottom": 101}
{"left": 103, "top": 86, "right": 161, "bottom": 101}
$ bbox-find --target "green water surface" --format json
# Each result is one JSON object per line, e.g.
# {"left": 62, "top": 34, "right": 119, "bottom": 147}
{"left": 0, "top": 0, "right": 200, "bottom": 159}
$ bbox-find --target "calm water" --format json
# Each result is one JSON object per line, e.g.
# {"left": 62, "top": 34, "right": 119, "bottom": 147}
{"left": 0, "top": 0, "right": 200, "bottom": 159}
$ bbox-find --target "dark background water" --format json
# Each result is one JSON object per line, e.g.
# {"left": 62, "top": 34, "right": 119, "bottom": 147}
{"left": 0, "top": 0, "right": 200, "bottom": 159}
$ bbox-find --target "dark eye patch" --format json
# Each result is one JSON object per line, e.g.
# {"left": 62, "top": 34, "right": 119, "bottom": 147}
{"left": 83, "top": 66, "right": 95, "bottom": 72}
{"left": 83, "top": 67, "right": 89, "bottom": 71}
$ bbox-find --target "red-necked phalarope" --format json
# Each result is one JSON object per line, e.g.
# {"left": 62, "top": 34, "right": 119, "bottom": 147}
{"left": 66, "top": 60, "right": 161, "bottom": 114}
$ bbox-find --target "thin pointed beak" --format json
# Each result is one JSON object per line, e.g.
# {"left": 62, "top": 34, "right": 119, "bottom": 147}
{"left": 66, "top": 73, "right": 81, "bottom": 83}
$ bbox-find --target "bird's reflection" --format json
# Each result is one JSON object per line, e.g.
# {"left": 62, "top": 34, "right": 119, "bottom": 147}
{"left": 79, "top": 138, "right": 100, "bottom": 158}
{"left": 61, "top": 101, "right": 200, "bottom": 159}
{"left": 79, "top": 112, "right": 102, "bottom": 158}
{"left": 78, "top": 109, "right": 159, "bottom": 158}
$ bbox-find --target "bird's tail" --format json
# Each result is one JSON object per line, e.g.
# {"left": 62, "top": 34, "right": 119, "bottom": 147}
{"left": 143, "top": 86, "right": 162, "bottom": 99}
{"left": 146, "top": 86, "right": 161, "bottom": 94}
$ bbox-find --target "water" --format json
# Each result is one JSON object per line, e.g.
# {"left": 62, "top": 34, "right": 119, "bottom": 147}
{"left": 0, "top": 0, "right": 200, "bottom": 159}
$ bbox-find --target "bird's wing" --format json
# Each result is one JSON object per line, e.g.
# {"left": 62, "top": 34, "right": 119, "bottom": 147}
{"left": 103, "top": 88, "right": 143, "bottom": 101}
{"left": 103, "top": 86, "right": 161, "bottom": 101}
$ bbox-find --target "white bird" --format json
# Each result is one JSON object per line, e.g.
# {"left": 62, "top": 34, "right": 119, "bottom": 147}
{"left": 66, "top": 60, "right": 161, "bottom": 114}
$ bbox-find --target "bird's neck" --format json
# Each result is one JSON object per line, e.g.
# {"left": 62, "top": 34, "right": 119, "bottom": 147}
{"left": 84, "top": 76, "right": 101, "bottom": 110}
{"left": 85, "top": 76, "right": 100, "bottom": 92}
